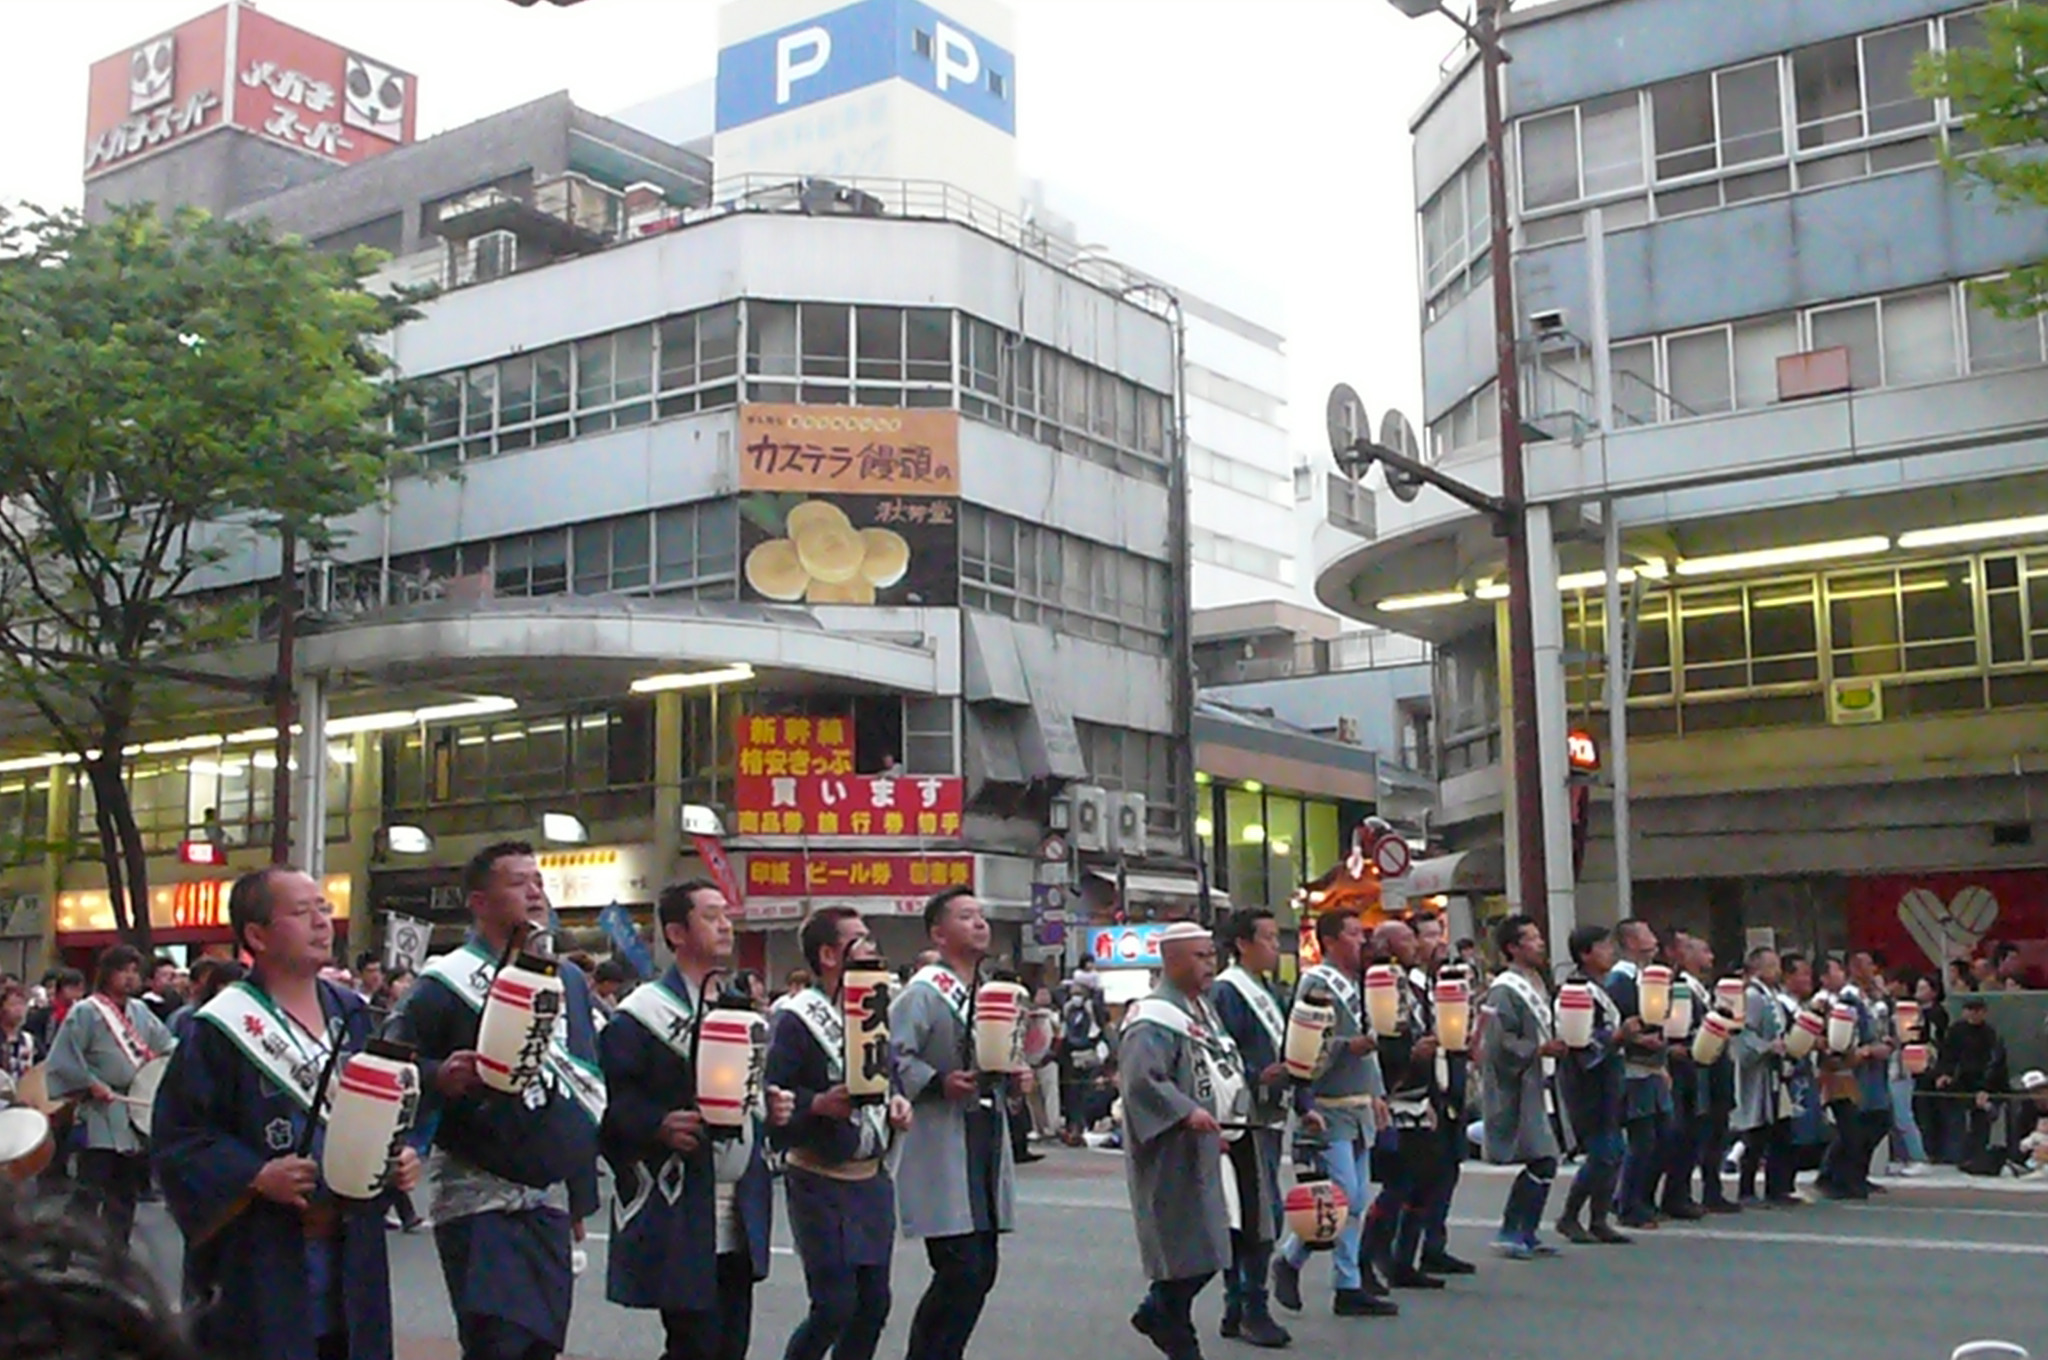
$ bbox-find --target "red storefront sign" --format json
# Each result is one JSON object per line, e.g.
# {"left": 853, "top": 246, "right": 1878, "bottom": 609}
{"left": 83, "top": 5, "right": 416, "bottom": 179}
{"left": 1845, "top": 869, "right": 2048, "bottom": 971}
{"left": 733, "top": 774, "right": 965, "bottom": 837}
{"left": 735, "top": 713, "right": 963, "bottom": 837}
{"left": 744, "top": 853, "right": 975, "bottom": 898}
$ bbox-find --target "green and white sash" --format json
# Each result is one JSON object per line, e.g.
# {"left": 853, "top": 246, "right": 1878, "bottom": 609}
{"left": 1493, "top": 967, "right": 1557, "bottom": 1115}
{"left": 1215, "top": 967, "right": 1287, "bottom": 1053}
{"left": 422, "top": 942, "right": 607, "bottom": 1127}
{"left": 788, "top": 987, "right": 892, "bottom": 1160}
{"left": 907, "top": 964, "right": 973, "bottom": 1025}
{"left": 1301, "top": 964, "right": 1362, "bottom": 1028}
{"left": 1124, "top": 993, "right": 1251, "bottom": 1229}
{"left": 200, "top": 982, "right": 339, "bottom": 1134}
{"left": 613, "top": 977, "right": 760, "bottom": 1237}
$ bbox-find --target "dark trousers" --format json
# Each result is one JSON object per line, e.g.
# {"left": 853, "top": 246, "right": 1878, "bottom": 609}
{"left": 1562, "top": 1126, "right": 1624, "bottom": 1225}
{"left": 1618, "top": 1114, "right": 1664, "bottom": 1223}
{"left": 456, "top": 1315, "right": 556, "bottom": 1360}
{"left": 785, "top": 1261, "right": 889, "bottom": 1360}
{"left": 1422, "top": 1129, "right": 1461, "bottom": 1258}
{"left": 1738, "top": 1120, "right": 1796, "bottom": 1201}
{"left": 1658, "top": 1096, "right": 1701, "bottom": 1212}
{"left": 1500, "top": 1157, "right": 1557, "bottom": 1241}
{"left": 1225, "top": 1230, "right": 1275, "bottom": 1322}
{"left": 1697, "top": 1105, "right": 1734, "bottom": 1207}
{"left": 74, "top": 1148, "right": 149, "bottom": 1246}
{"left": 1820, "top": 1098, "right": 1869, "bottom": 1195}
{"left": 1368, "top": 1129, "right": 1446, "bottom": 1272}
{"left": 907, "top": 1231, "right": 999, "bottom": 1360}
{"left": 660, "top": 1252, "right": 754, "bottom": 1360}
{"left": 1139, "top": 1274, "right": 1214, "bottom": 1358}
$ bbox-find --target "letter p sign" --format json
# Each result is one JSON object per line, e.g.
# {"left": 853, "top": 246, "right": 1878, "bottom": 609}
{"left": 776, "top": 27, "right": 832, "bottom": 106}
{"left": 934, "top": 21, "right": 980, "bottom": 92}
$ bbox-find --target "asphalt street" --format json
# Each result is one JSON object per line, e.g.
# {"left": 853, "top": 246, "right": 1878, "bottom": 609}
{"left": 124, "top": 1149, "right": 2048, "bottom": 1360}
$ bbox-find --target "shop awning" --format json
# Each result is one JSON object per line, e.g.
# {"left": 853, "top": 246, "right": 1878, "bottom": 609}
{"left": 1086, "top": 868, "right": 1231, "bottom": 912}
{"left": 1401, "top": 845, "right": 1505, "bottom": 896}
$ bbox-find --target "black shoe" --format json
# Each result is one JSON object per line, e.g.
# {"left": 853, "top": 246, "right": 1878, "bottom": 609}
{"left": 1333, "top": 1289, "right": 1399, "bottom": 1318}
{"left": 1419, "top": 1251, "right": 1476, "bottom": 1276}
{"left": 1589, "top": 1220, "right": 1634, "bottom": 1245}
{"left": 1238, "top": 1314, "right": 1292, "bottom": 1349}
{"left": 1221, "top": 1308, "right": 1240, "bottom": 1340}
{"left": 1388, "top": 1267, "right": 1446, "bottom": 1290}
{"left": 1555, "top": 1218, "right": 1595, "bottom": 1245}
{"left": 1359, "top": 1267, "right": 1392, "bottom": 1298}
{"left": 1270, "top": 1259, "right": 1302, "bottom": 1314}
{"left": 1132, "top": 1303, "right": 1175, "bottom": 1358}
{"left": 1703, "top": 1200, "right": 1741, "bottom": 1215}
{"left": 1663, "top": 1203, "right": 1705, "bottom": 1221}
{"left": 1015, "top": 1150, "right": 1045, "bottom": 1164}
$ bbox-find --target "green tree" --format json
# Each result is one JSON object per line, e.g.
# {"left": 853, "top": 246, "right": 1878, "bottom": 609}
{"left": 0, "top": 203, "right": 414, "bottom": 950}
{"left": 1918, "top": 3, "right": 2048, "bottom": 317}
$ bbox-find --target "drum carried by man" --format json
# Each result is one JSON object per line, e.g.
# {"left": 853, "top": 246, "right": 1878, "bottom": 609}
{"left": 44, "top": 944, "right": 175, "bottom": 1246}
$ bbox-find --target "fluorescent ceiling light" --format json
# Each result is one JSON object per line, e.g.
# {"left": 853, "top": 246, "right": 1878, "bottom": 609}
{"left": 631, "top": 664, "right": 756, "bottom": 694}
{"left": 385, "top": 825, "right": 433, "bottom": 855}
{"left": 1897, "top": 514, "right": 2048, "bottom": 551}
{"left": 327, "top": 696, "right": 517, "bottom": 735}
{"left": 1474, "top": 581, "right": 1510, "bottom": 601}
{"left": 541, "top": 811, "right": 589, "bottom": 845}
{"left": 1675, "top": 536, "right": 1891, "bottom": 577}
{"left": 680, "top": 803, "right": 726, "bottom": 837}
{"left": 1377, "top": 590, "right": 1471, "bottom": 612}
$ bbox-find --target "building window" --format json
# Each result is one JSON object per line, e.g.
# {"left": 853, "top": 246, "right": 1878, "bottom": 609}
{"left": 1421, "top": 155, "right": 1491, "bottom": 316}
{"left": 1665, "top": 327, "right": 1734, "bottom": 417}
{"left": 1964, "top": 280, "right": 2044, "bottom": 374}
{"left": 571, "top": 513, "right": 653, "bottom": 595}
{"left": 658, "top": 303, "right": 741, "bottom": 415}
{"left": 492, "top": 529, "right": 570, "bottom": 597}
{"left": 76, "top": 749, "right": 351, "bottom": 853}
{"left": 959, "top": 504, "right": 1168, "bottom": 653}
{"left": 0, "top": 777, "right": 50, "bottom": 868}
{"left": 1190, "top": 442, "right": 1290, "bottom": 505}
{"left": 574, "top": 326, "right": 654, "bottom": 434}
{"left": 1075, "top": 721, "right": 1176, "bottom": 831}
{"left": 653, "top": 501, "right": 740, "bottom": 596}
{"left": 1427, "top": 383, "right": 1498, "bottom": 460}
{"left": 1191, "top": 528, "right": 1295, "bottom": 586}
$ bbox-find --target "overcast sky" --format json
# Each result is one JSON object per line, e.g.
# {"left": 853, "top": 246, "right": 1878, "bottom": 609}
{"left": 13, "top": 0, "right": 1456, "bottom": 454}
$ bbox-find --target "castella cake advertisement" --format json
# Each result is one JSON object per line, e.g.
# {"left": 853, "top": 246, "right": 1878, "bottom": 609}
{"left": 737, "top": 404, "right": 961, "bottom": 607}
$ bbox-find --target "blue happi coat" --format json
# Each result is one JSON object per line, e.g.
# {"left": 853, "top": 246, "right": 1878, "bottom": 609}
{"left": 385, "top": 940, "right": 602, "bottom": 1349}
{"left": 764, "top": 995, "right": 899, "bottom": 1274}
{"left": 152, "top": 979, "right": 394, "bottom": 1360}
{"left": 600, "top": 968, "right": 774, "bottom": 1312}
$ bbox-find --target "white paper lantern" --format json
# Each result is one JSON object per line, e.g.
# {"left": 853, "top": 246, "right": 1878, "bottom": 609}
{"left": 1555, "top": 982, "right": 1596, "bottom": 1049}
{"left": 696, "top": 1008, "right": 765, "bottom": 1130}
{"left": 841, "top": 963, "right": 893, "bottom": 1105}
{"left": 1364, "top": 965, "right": 1402, "bottom": 1038}
{"left": 476, "top": 952, "right": 564, "bottom": 1095}
{"left": 324, "top": 1039, "right": 420, "bottom": 1200}
{"left": 973, "top": 981, "right": 1029, "bottom": 1073}
{"left": 1639, "top": 965, "right": 1673, "bottom": 1027}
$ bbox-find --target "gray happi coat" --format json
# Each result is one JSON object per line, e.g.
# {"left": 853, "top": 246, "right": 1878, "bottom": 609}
{"left": 1733, "top": 978, "right": 1788, "bottom": 1133}
{"left": 46, "top": 996, "right": 175, "bottom": 1155}
{"left": 889, "top": 968, "right": 1017, "bottom": 1240}
{"left": 1479, "top": 969, "right": 1559, "bottom": 1165}
{"left": 1119, "top": 982, "right": 1233, "bottom": 1282}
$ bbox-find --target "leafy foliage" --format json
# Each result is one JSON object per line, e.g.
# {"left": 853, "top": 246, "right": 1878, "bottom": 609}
{"left": 0, "top": 203, "right": 416, "bottom": 944}
{"left": 1917, "top": 3, "right": 2048, "bottom": 317}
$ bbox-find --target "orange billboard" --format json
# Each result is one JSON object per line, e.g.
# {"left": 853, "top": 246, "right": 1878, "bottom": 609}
{"left": 738, "top": 404, "right": 960, "bottom": 495}
{"left": 83, "top": 5, "right": 416, "bottom": 180}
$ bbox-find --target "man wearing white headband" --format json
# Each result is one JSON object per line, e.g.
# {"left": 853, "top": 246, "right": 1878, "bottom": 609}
{"left": 1122, "top": 920, "right": 1244, "bottom": 1360}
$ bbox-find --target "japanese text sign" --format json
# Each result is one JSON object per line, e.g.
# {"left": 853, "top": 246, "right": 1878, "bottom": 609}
{"left": 733, "top": 774, "right": 965, "bottom": 837}
{"left": 738, "top": 405, "right": 960, "bottom": 495}
{"left": 83, "top": 6, "right": 415, "bottom": 179}
{"left": 743, "top": 853, "right": 975, "bottom": 898}
{"left": 737, "top": 713, "right": 855, "bottom": 777}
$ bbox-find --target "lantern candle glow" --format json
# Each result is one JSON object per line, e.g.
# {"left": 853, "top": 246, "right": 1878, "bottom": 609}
{"left": 1639, "top": 965, "right": 1673, "bottom": 1027}
{"left": 695, "top": 1009, "right": 763, "bottom": 1131}
{"left": 1364, "top": 965, "right": 1402, "bottom": 1038}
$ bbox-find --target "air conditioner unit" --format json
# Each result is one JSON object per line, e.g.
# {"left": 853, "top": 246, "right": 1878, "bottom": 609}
{"left": 470, "top": 230, "right": 518, "bottom": 283}
{"left": 1335, "top": 716, "right": 1362, "bottom": 745}
{"left": 1109, "top": 792, "right": 1149, "bottom": 858}
{"left": 1070, "top": 785, "right": 1109, "bottom": 853}
{"left": 1828, "top": 676, "right": 1884, "bottom": 726}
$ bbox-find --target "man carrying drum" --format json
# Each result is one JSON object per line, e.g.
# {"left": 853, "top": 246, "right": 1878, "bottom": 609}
{"left": 45, "top": 943, "right": 174, "bottom": 1247}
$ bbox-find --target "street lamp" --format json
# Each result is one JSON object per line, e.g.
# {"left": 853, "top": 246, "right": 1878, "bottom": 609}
{"left": 1379, "top": 0, "right": 1551, "bottom": 915}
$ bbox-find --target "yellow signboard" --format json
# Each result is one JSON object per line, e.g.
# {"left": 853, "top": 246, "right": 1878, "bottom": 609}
{"left": 738, "top": 404, "right": 960, "bottom": 495}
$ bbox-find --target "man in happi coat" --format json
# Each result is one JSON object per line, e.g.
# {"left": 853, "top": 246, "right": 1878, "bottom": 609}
{"left": 1361, "top": 919, "right": 1451, "bottom": 1290}
{"left": 1121, "top": 920, "right": 1244, "bottom": 1360}
{"left": 1654, "top": 933, "right": 1711, "bottom": 1219}
{"left": 890, "top": 888, "right": 1025, "bottom": 1360}
{"left": 1602, "top": 918, "right": 1673, "bottom": 1229}
{"left": 154, "top": 868, "right": 423, "bottom": 1360}
{"left": 1733, "top": 946, "right": 1797, "bottom": 1205}
{"left": 1479, "top": 913, "right": 1567, "bottom": 1259}
{"left": 1403, "top": 910, "right": 1475, "bottom": 1277}
{"left": 1552, "top": 924, "right": 1631, "bottom": 1245}
{"left": 1210, "top": 909, "right": 1301, "bottom": 1349}
{"left": 601, "top": 880, "right": 794, "bottom": 1360}
{"left": 766, "top": 908, "right": 914, "bottom": 1360}
{"left": 1270, "top": 908, "right": 1395, "bottom": 1320}
{"left": 385, "top": 841, "right": 605, "bottom": 1360}
{"left": 46, "top": 942, "right": 175, "bottom": 1246}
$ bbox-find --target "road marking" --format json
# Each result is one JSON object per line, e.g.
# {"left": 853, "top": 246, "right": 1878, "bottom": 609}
{"left": 1435, "top": 1217, "right": 2048, "bottom": 1258}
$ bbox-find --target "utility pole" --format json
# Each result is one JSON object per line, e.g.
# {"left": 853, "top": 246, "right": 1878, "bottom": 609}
{"left": 270, "top": 523, "right": 297, "bottom": 866}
